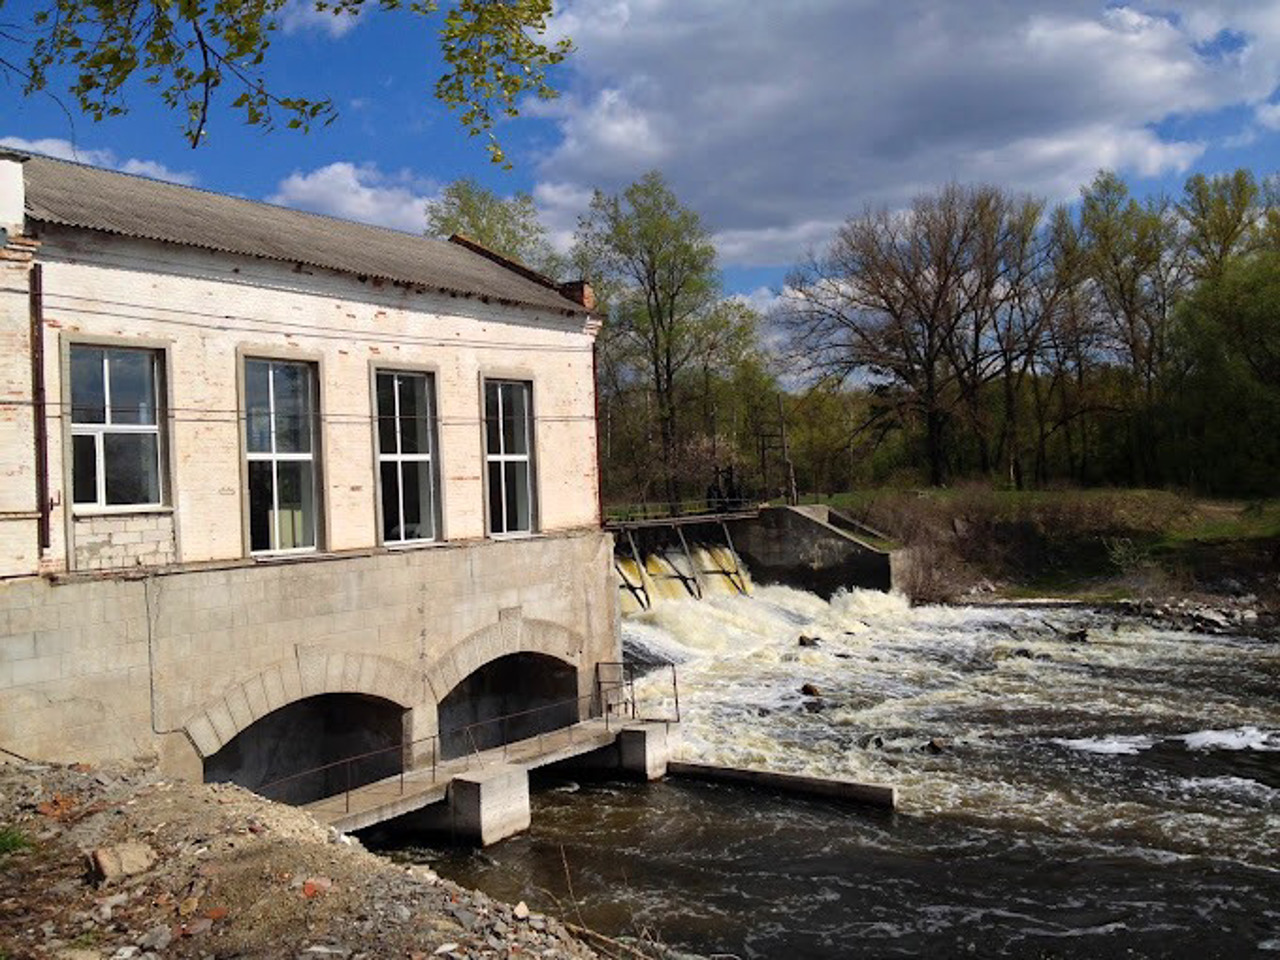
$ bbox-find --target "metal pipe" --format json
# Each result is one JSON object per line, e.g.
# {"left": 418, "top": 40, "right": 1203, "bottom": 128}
{"left": 672, "top": 662, "right": 681, "bottom": 722}
{"left": 29, "top": 263, "right": 49, "bottom": 552}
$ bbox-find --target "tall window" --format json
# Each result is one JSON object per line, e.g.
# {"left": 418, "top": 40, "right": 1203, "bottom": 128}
{"left": 245, "top": 359, "right": 318, "bottom": 553}
{"left": 376, "top": 370, "right": 439, "bottom": 544}
{"left": 70, "top": 345, "right": 163, "bottom": 509}
{"left": 484, "top": 379, "right": 535, "bottom": 535}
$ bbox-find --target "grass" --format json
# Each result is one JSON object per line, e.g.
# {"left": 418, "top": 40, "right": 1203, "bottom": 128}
{"left": 0, "top": 825, "right": 30, "bottom": 859}
{"left": 809, "top": 487, "right": 1280, "bottom": 599}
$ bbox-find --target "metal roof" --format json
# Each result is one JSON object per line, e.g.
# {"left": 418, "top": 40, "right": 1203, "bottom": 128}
{"left": 14, "top": 151, "right": 587, "bottom": 317}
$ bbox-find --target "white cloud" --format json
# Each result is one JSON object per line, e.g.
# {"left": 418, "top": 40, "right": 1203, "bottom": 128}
{"left": 267, "top": 161, "right": 437, "bottom": 233}
{"left": 533, "top": 1, "right": 1280, "bottom": 269}
{"left": 279, "top": 0, "right": 360, "bottom": 38}
{"left": 0, "top": 136, "right": 198, "bottom": 185}
{"left": 1258, "top": 101, "right": 1280, "bottom": 129}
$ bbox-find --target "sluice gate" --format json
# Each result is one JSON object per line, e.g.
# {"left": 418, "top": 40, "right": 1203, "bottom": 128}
{"left": 607, "top": 504, "right": 895, "bottom": 608}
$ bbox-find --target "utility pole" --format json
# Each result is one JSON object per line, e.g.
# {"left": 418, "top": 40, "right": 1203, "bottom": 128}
{"left": 777, "top": 394, "right": 798, "bottom": 506}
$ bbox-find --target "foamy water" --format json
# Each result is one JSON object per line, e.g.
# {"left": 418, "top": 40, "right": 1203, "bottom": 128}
{"left": 625, "top": 583, "right": 1280, "bottom": 867}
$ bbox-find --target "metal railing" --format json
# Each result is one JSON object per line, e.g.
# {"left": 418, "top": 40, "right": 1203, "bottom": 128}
{"left": 604, "top": 498, "right": 758, "bottom": 524}
{"left": 253, "top": 663, "right": 680, "bottom": 814}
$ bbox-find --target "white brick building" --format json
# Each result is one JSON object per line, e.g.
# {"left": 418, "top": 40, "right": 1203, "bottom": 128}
{"left": 0, "top": 150, "right": 619, "bottom": 791}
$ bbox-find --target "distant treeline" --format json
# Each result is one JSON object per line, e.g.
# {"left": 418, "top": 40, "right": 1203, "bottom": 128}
{"left": 591, "top": 168, "right": 1280, "bottom": 505}
{"left": 424, "top": 168, "right": 1280, "bottom": 505}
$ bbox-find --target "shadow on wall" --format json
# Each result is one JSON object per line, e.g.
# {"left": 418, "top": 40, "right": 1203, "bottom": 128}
{"left": 437, "top": 652, "right": 579, "bottom": 761}
{"left": 204, "top": 693, "right": 407, "bottom": 804}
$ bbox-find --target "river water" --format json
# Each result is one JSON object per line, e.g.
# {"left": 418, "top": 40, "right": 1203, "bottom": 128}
{"left": 390, "top": 559, "right": 1280, "bottom": 958}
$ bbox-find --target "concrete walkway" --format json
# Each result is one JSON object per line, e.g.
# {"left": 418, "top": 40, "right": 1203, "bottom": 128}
{"left": 302, "top": 718, "right": 624, "bottom": 833}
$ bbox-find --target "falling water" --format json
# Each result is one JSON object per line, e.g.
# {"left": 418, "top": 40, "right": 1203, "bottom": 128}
{"left": 393, "top": 552, "right": 1280, "bottom": 957}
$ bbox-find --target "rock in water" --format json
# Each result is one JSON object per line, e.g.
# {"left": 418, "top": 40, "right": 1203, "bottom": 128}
{"left": 798, "top": 635, "right": 822, "bottom": 648}
{"left": 800, "top": 683, "right": 822, "bottom": 697}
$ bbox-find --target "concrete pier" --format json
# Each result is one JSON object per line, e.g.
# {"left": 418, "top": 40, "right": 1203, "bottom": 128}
{"left": 449, "top": 764, "right": 532, "bottom": 845}
{"left": 668, "top": 761, "right": 898, "bottom": 810}
{"left": 618, "top": 722, "right": 678, "bottom": 780}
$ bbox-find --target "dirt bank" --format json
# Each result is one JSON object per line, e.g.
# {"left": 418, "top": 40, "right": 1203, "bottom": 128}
{"left": 0, "top": 760, "right": 619, "bottom": 960}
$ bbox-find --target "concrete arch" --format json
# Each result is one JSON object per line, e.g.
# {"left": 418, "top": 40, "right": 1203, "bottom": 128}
{"left": 423, "top": 609, "right": 584, "bottom": 704}
{"left": 182, "top": 647, "right": 420, "bottom": 758}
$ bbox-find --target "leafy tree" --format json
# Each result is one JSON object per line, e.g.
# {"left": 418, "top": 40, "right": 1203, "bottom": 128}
{"left": 1179, "top": 170, "right": 1260, "bottom": 280}
{"left": 574, "top": 171, "right": 721, "bottom": 506}
{"left": 1, "top": 0, "right": 571, "bottom": 164}
{"left": 425, "top": 178, "right": 559, "bottom": 274}
{"left": 1166, "top": 251, "right": 1280, "bottom": 492}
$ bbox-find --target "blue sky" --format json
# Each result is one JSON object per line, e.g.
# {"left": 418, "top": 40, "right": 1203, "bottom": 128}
{"left": 5, "top": 1, "right": 1280, "bottom": 304}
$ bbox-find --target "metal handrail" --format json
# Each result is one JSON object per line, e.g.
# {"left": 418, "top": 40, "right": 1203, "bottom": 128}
{"left": 253, "top": 665, "right": 679, "bottom": 812}
{"left": 604, "top": 498, "right": 759, "bottom": 523}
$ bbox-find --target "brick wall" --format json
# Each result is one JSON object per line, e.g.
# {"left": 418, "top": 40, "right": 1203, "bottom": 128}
{"left": 72, "top": 513, "right": 177, "bottom": 571}
{"left": 5, "top": 226, "right": 600, "bottom": 577}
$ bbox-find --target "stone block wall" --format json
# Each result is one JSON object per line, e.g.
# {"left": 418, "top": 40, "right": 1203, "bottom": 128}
{"left": 0, "top": 528, "right": 619, "bottom": 778}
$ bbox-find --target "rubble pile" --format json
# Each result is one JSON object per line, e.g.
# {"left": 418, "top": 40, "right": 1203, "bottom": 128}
{"left": 0, "top": 761, "right": 603, "bottom": 960}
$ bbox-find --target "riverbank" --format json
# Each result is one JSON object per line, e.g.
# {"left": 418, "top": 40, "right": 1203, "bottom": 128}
{"left": 819, "top": 488, "right": 1280, "bottom": 614}
{"left": 0, "top": 760, "right": 631, "bottom": 960}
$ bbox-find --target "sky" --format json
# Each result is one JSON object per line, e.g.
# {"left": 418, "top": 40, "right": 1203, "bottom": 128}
{"left": 4, "top": 0, "right": 1280, "bottom": 304}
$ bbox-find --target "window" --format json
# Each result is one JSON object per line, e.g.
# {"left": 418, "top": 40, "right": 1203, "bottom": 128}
{"left": 376, "top": 370, "right": 439, "bottom": 544}
{"left": 484, "top": 379, "right": 535, "bottom": 535}
{"left": 70, "top": 345, "right": 163, "bottom": 509}
{"left": 244, "top": 359, "right": 319, "bottom": 553}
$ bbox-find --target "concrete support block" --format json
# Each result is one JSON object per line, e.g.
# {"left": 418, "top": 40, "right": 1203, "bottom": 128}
{"left": 448, "top": 763, "right": 531, "bottom": 846}
{"left": 618, "top": 722, "right": 677, "bottom": 781}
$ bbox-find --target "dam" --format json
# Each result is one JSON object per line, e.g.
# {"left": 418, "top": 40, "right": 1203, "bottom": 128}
{"left": 395, "top": 546, "right": 1280, "bottom": 958}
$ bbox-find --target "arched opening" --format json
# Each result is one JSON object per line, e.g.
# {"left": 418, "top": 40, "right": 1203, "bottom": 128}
{"left": 203, "top": 693, "right": 407, "bottom": 804}
{"left": 437, "top": 653, "right": 579, "bottom": 760}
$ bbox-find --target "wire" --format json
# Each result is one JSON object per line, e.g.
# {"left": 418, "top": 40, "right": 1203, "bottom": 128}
{"left": 40, "top": 291, "right": 595, "bottom": 353}
{"left": 0, "top": 397, "right": 596, "bottom": 427}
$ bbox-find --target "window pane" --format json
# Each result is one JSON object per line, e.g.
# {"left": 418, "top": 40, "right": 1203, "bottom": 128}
{"left": 484, "top": 382, "right": 501, "bottom": 455}
{"left": 103, "top": 433, "right": 160, "bottom": 505}
{"left": 376, "top": 373, "right": 397, "bottom": 454}
{"left": 398, "top": 374, "right": 432, "bottom": 455}
{"left": 245, "top": 360, "right": 272, "bottom": 453}
{"left": 380, "top": 461, "right": 401, "bottom": 542}
{"left": 70, "top": 347, "right": 106, "bottom": 424}
{"left": 504, "top": 461, "right": 531, "bottom": 533}
{"left": 73, "top": 434, "right": 98, "bottom": 504}
{"left": 402, "top": 459, "right": 434, "bottom": 541}
{"left": 488, "top": 461, "right": 505, "bottom": 534}
{"left": 501, "top": 382, "right": 529, "bottom": 455}
{"left": 248, "top": 461, "right": 273, "bottom": 552}
{"left": 107, "top": 351, "right": 157, "bottom": 425}
{"left": 273, "top": 362, "right": 312, "bottom": 454}
{"left": 275, "top": 461, "right": 316, "bottom": 549}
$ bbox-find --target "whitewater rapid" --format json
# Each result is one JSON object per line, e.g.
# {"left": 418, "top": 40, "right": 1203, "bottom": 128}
{"left": 624, "top": 583, "right": 1280, "bottom": 868}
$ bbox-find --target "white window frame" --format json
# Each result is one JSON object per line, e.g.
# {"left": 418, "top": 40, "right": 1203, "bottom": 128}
{"left": 70, "top": 346, "right": 164, "bottom": 513}
{"left": 376, "top": 369, "right": 439, "bottom": 546}
{"left": 484, "top": 379, "right": 536, "bottom": 537}
{"left": 244, "top": 358, "right": 319, "bottom": 556}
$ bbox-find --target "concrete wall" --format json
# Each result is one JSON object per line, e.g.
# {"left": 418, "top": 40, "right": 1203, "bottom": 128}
{"left": 0, "top": 527, "right": 619, "bottom": 775}
{"left": 727, "top": 506, "right": 892, "bottom": 597}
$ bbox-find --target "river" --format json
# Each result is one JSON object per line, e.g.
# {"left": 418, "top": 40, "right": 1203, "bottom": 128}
{"left": 388, "top": 568, "right": 1280, "bottom": 958}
